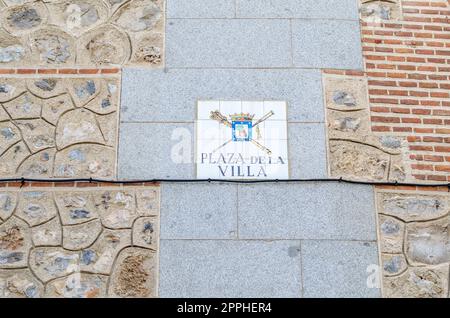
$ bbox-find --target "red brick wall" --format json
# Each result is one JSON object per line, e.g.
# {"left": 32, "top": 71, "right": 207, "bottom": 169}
{"left": 362, "top": 0, "right": 450, "bottom": 182}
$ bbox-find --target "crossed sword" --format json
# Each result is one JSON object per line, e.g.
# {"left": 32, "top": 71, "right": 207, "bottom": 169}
{"left": 209, "top": 110, "right": 274, "bottom": 155}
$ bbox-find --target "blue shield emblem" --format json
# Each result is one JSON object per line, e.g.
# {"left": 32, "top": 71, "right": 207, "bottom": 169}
{"left": 232, "top": 120, "right": 252, "bottom": 142}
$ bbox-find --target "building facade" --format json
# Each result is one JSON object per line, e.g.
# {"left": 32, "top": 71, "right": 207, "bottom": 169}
{"left": 0, "top": 0, "right": 449, "bottom": 298}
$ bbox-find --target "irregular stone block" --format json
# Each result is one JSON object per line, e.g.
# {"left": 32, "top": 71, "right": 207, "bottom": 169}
{"left": 55, "top": 191, "right": 99, "bottom": 225}
{"left": 0, "top": 269, "right": 43, "bottom": 298}
{"left": 406, "top": 217, "right": 450, "bottom": 266}
{"left": 113, "top": 0, "right": 162, "bottom": 32}
{"left": 95, "top": 190, "right": 137, "bottom": 229}
{"left": 382, "top": 254, "right": 407, "bottom": 277}
{"left": 378, "top": 214, "right": 405, "bottom": 254}
{"left": 30, "top": 247, "right": 79, "bottom": 283}
{"left": 15, "top": 119, "right": 55, "bottom": 153}
{"left": 54, "top": 144, "right": 115, "bottom": 178}
{"left": 0, "top": 78, "right": 27, "bottom": 103}
{"left": 389, "top": 155, "right": 407, "bottom": 182}
{"left": 0, "top": 29, "right": 28, "bottom": 66}
{"left": 384, "top": 265, "right": 449, "bottom": 298}
{"left": 3, "top": 92, "right": 43, "bottom": 119}
{"left": 0, "top": 217, "right": 31, "bottom": 269}
{"left": 27, "top": 78, "right": 66, "bottom": 99}
{"left": 29, "top": 27, "right": 75, "bottom": 65}
{"left": 96, "top": 113, "right": 117, "bottom": 147}
{"left": 62, "top": 219, "right": 102, "bottom": 250}
{"left": 329, "top": 140, "right": 389, "bottom": 181}
{"left": 136, "top": 188, "right": 159, "bottom": 216}
{"left": 108, "top": 247, "right": 157, "bottom": 297}
{"left": 379, "top": 193, "right": 448, "bottom": 222}
{"left": 131, "top": 32, "right": 163, "bottom": 66}
{"left": 31, "top": 217, "right": 61, "bottom": 247}
{"left": 0, "top": 141, "right": 30, "bottom": 176}
{"left": 66, "top": 78, "right": 101, "bottom": 107}
{"left": 132, "top": 217, "right": 158, "bottom": 250}
{"left": 45, "top": 273, "right": 107, "bottom": 298}
{"left": 41, "top": 94, "right": 74, "bottom": 125}
{"left": 55, "top": 108, "right": 104, "bottom": 149}
{"left": 2, "top": 3, "right": 47, "bottom": 35}
{"left": 327, "top": 109, "right": 370, "bottom": 140}
{"left": 360, "top": 0, "right": 401, "bottom": 22}
{"left": 0, "top": 192, "right": 17, "bottom": 222}
{"left": 84, "top": 79, "right": 120, "bottom": 115}
{"left": 80, "top": 229, "right": 131, "bottom": 275}
{"left": 0, "top": 122, "right": 21, "bottom": 155}
{"left": 324, "top": 76, "right": 368, "bottom": 112}
{"left": 16, "top": 191, "right": 57, "bottom": 227}
{"left": 17, "top": 148, "right": 56, "bottom": 178}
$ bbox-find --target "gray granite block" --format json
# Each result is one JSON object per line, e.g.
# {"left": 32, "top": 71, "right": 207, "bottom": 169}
{"left": 118, "top": 123, "right": 194, "bottom": 180}
{"left": 288, "top": 123, "right": 327, "bottom": 179}
{"left": 159, "top": 240, "right": 302, "bottom": 298}
{"left": 302, "top": 240, "right": 381, "bottom": 298}
{"left": 236, "top": 0, "right": 359, "bottom": 20}
{"left": 167, "top": 0, "right": 236, "bottom": 18}
{"left": 166, "top": 19, "right": 291, "bottom": 67}
{"left": 160, "top": 183, "right": 238, "bottom": 239}
{"left": 120, "top": 68, "right": 324, "bottom": 123}
{"left": 238, "top": 183, "right": 377, "bottom": 240}
{"left": 292, "top": 19, "right": 363, "bottom": 70}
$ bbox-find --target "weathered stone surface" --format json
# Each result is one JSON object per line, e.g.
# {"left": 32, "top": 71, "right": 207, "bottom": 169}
{"left": 0, "top": 217, "right": 31, "bottom": 268}
{"left": 66, "top": 78, "right": 101, "bottom": 107}
{"left": 108, "top": 247, "right": 157, "bottom": 298}
{"left": 45, "top": 273, "right": 107, "bottom": 298}
{"left": 31, "top": 217, "right": 61, "bottom": 247}
{"left": 41, "top": 94, "right": 74, "bottom": 125}
{"left": 62, "top": 219, "right": 102, "bottom": 250}
{"left": 378, "top": 214, "right": 405, "bottom": 254}
{"left": 0, "top": 122, "right": 21, "bottom": 155}
{"left": 77, "top": 25, "right": 131, "bottom": 66}
{"left": 3, "top": 92, "right": 42, "bottom": 119}
{"left": 0, "top": 269, "right": 43, "bottom": 298}
{"left": 95, "top": 190, "right": 137, "bottom": 229}
{"left": 17, "top": 148, "right": 55, "bottom": 178}
{"left": 406, "top": 217, "right": 450, "bottom": 266}
{"left": 54, "top": 144, "right": 115, "bottom": 178}
{"left": 0, "top": 192, "right": 17, "bottom": 222}
{"left": 84, "top": 80, "right": 119, "bottom": 115}
{"left": 29, "top": 28, "right": 75, "bottom": 65}
{"left": 0, "top": 78, "right": 27, "bottom": 103}
{"left": 379, "top": 193, "right": 448, "bottom": 222}
{"left": 0, "top": 106, "right": 10, "bottom": 122}
{"left": 384, "top": 265, "right": 449, "bottom": 298}
{"left": 114, "top": 0, "right": 162, "bottom": 32}
{"left": 133, "top": 217, "right": 158, "bottom": 250}
{"left": 136, "top": 188, "right": 159, "bottom": 216}
{"left": 27, "top": 78, "right": 66, "bottom": 99}
{"left": 0, "top": 141, "right": 30, "bottom": 176}
{"left": 0, "top": 29, "right": 27, "bottom": 65}
{"left": 96, "top": 113, "right": 117, "bottom": 147}
{"left": 2, "top": 3, "right": 47, "bottom": 34}
{"left": 131, "top": 32, "right": 163, "bottom": 66}
{"left": 327, "top": 109, "right": 370, "bottom": 139}
{"left": 324, "top": 76, "right": 368, "bottom": 111}
{"left": 30, "top": 247, "right": 79, "bottom": 283}
{"left": 16, "top": 191, "right": 57, "bottom": 227}
{"left": 15, "top": 119, "right": 55, "bottom": 153}
{"left": 55, "top": 108, "right": 104, "bottom": 149}
{"left": 389, "top": 155, "right": 407, "bottom": 182}
{"left": 360, "top": 0, "right": 401, "bottom": 22}
{"left": 329, "top": 140, "right": 389, "bottom": 181}
{"left": 55, "top": 191, "right": 99, "bottom": 225}
{"left": 80, "top": 229, "right": 130, "bottom": 274}
{"left": 382, "top": 254, "right": 407, "bottom": 277}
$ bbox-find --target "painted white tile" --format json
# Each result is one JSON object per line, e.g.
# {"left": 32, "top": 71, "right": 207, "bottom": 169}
{"left": 198, "top": 100, "right": 220, "bottom": 119}
{"left": 220, "top": 100, "right": 242, "bottom": 115}
{"left": 264, "top": 101, "right": 287, "bottom": 121}
{"left": 242, "top": 101, "right": 265, "bottom": 120}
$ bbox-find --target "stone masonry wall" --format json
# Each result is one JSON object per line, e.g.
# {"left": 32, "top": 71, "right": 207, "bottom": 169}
{"left": 0, "top": 182, "right": 160, "bottom": 298}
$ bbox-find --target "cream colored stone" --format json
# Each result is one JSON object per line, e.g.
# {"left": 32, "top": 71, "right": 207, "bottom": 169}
{"left": 16, "top": 119, "right": 55, "bottom": 153}
{"left": 62, "top": 219, "right": 102, "bottom": 250}
{"left": 324, "top": 76, "right": 368, "bottom": 112}
{"left": 95, "top": 190, "right": 137, "bottom": 229}
{"left": 31, "top": 217, "right": 61, "bottom": 247}
{"left": 0, "top": 121, "right": 21, "bottom": 155}
{"left": 108, "top": 247, "right": 157, "bottom": 298}
{"left": 53, "top": 144, "right": 115, "bottom": 178}
{"left": 27, "top": 77, "right": 66, "bottom": 99}
{"left": 383, "top": 265, "right": 449, "bottom": 298}
{"left": 0, "top": 78, "right": 27, "bottom": 103}
{"left": 378, "top": 192, "right": 448, "bottom": 222}
{"left": 84, "top": 79, "right": 119, "bottom": 115}
{"left": 16, "top": 191, "right": 57, "bottom": 227}
{"left": 130, "top": 32, "right": 163, "bottom": 67}
{"left": 55, "top": 191, "right": 99, "bottom": 225}
{"left": 136, "top": 188, "right": 159, "bottom": 216}
{"left": 0, "top": 269, "right": 43, "bottom": 298}
{"left": 65, "top": 78, "right": 101, "bottom": 107}
{"left": 329, "top": 140, "right": 390, "bottom": 181}
{"left": 0, "top": 217, "right": 31, "bottom": 269}
{"left": 41, "top": 93, "right": 75, "bottom": 125}
{"left": 1, "top": 3, "right": 48, "bottom": 35}
{"left": 96, "top": 113, "right": 117, "bottom": 147}
{"left": 389, "top": 155, "right": 407, "bottom": 182}
{"left": 45, "top": 273, "right": 108, "bottom": 298}
{"left": 0, "top": 141, "right": 31, "bottom": 176}
{"left": 360, "top": 0, "right": 402, "bottom": 22}
{"left": 29, "top": 27, "right": 76, "bottom": 65}
{"left": 80, "top": 229, "right": 131, "bottom": 275}
{"left": 3, "top": 92, "right": 43, "bottom": 119}
{"left": 0, "top": 28, "right": 29, "bottom": 66}
{"left": 0, "top": 192, "right": 17, "bottom": 222}
{"left": 327, "top": 109, "right": 370, "bottom": 139}
{"left": 55, "top": 108, "right": 104, "bottom": 149}
{"left": 77, "top": 24, "right": 131, "bottom": 66}
{"left": 113, "top": 0, "right": 162, "bottom": 33}
{"left": 132, "top": 217, "right": 158, "bottom": 250}
{"left": 379, "top": 214, "right": 405, "bottom": 254}
{"left": 0, "top": 106, "right": 10, "bottom": 122}
{"left": 406, "top": 217, "right": 450, "bottom": 266}
{"left": 29, "top": 247, "right": 79, "bottom": 283}
{"left": 382, "top": 254, "right": 407, "bottom": 277}
{"left": 17, "top": 148, "right": 55, "bottom": 178}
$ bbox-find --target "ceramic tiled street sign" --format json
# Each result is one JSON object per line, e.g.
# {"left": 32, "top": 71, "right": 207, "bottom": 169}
{"left": 196, "top": 101, "right": 289, "bottom": 179}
